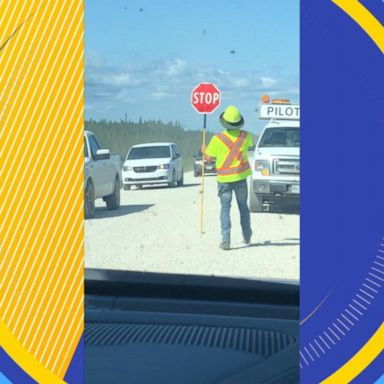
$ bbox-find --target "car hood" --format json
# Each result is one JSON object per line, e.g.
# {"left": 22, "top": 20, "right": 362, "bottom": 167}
{"left": 255, "top": 147, "right": 300, "bottom": 158}
{"left": 124, "top": 158, "right": 172, "bottom": 167}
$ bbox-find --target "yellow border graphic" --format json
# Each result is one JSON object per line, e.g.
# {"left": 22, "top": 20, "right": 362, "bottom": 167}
{"left": 318, "top": 3, "right": 384, "bottom": 380}
{"left": 321, "top": 322, "right": 384, "bottom": 383}
{"left": 331, "top": 0, "right": 384, "bottom": 54}
{"left": 0, "top": 0, "right": 84, "bottom": 379}
{"left": 0, "top": 12, "right": 37, "bottom": 52}
{"left": 0, "top": 321, "right": 66, "bottom": 383}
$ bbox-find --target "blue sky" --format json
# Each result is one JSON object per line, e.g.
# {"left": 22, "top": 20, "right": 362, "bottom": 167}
{"left": 85, "top": 0, "right": 299, "bottom": 134}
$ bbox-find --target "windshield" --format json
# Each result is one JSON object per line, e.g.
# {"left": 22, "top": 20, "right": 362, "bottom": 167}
{"left": 127, "top": 146, "right": 171, "bottom": 160}
{"left": 259, "top": 128, "right": 300, "bottom": 148}
{"left": 84, "top": 0, "right": 299, "bottom": 285}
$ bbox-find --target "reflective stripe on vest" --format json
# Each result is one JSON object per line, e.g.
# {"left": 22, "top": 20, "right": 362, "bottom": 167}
{"left": 217, "top": 161, "right": 251, "bottom": 175}
{"left": 215, "top": 131, "right": 250, "bottom": 176}
{"left": 216, "top": 131, "right": 247, "bottom": 168}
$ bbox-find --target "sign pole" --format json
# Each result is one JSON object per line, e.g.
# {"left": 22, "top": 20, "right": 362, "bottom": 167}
{"left": 200, "top": 113, "right": 207, "bottom": 237}
{"left": 191, "top": 82, "right": 221, "bottom": 236}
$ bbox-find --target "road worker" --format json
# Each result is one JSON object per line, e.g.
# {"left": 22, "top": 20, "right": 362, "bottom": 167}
{"left": 201, "top": 105, "right": 253, "bottom": 250}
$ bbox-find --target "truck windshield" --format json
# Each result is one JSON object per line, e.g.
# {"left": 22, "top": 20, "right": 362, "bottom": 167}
{"left": 259, "top": 128, "right": 300, "bottom": 148}
{"left": 128, "top": 146, "right": 171, "bottom": 159}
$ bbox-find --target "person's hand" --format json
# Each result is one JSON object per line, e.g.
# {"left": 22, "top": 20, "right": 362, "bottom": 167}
{"left": 200, "top": 144, "right": 206, "bottom": 154}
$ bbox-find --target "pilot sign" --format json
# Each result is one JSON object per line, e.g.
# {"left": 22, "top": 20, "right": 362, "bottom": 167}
{"left": 259, "top": 104, "right": 300, "bottom": 120}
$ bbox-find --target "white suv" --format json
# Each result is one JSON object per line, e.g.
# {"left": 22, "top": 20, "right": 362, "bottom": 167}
{"left": 122, "top": 142, "right": 184, "bottom": 190}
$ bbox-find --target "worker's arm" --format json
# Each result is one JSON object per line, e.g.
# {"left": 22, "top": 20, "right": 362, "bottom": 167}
{"left": 248, "top": 133, "right": 254, "bottom": 149}
{"left": 200, "top": 144, "right": 215, "bottom": 162}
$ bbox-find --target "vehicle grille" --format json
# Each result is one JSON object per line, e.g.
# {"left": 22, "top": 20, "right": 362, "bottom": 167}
{"left": 273, "top": 158, "right": 300, "bottom": 175}
{"left": 133, "top": 166, "right": 157, "bottom": 173}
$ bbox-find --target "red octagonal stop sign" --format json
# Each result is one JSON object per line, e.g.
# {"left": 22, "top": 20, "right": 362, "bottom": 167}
{"left": 191, "top": 83, "right": 221, "bottom": 114}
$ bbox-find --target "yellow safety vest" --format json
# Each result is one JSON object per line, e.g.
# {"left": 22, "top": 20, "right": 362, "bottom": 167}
{"left": 205, "top": 130, "right": 253, "bottom": 183}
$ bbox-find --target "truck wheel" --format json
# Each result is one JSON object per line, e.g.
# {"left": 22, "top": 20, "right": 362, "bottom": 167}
{"left": 177, "top": 170, "right": 184, "bottom": 186}
{"left": 85, "top": 181, "right": 95, "bottom": 219}
{"left": 249, "top": 180, "right": 263, "bottom": 212}
{"left": 105, "top": 177, "right": 120, "bottom": 210}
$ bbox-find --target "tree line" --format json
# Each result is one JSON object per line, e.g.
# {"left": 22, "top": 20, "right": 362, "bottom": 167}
{"left": 85, "top": 119, "right": 213, "bottom": 170}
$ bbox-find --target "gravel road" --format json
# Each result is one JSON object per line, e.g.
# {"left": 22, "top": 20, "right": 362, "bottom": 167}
{"left": 85, "top": 172, "right": 299, "bottom": 281}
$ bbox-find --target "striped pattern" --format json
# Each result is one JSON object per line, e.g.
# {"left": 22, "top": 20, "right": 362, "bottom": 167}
{"left": 299, "top": 238, "right": 384, "bottom": 369}
{"left": 331, "top": 0, "right": 384, "bottom": 54}
{"left": 0, "top": 0, "right": 84, "bottom": 379}
{"left": 85, "top": 322, "right": 296, "bottom": 357}
{"left": 221, "top": 131, "right": 247, "bottom": 168}
{"left": 216, "top": 132, "right": 245, "bottom": 165}
{"left": 215, "top": 131, "right": 251, "bottom": 176}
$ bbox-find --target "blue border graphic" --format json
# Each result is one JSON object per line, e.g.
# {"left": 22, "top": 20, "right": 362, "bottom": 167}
{"left": 301, "top": 0, "right": 384, "bottom": 382}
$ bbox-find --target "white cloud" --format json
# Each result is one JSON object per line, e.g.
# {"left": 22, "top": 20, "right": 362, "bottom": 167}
{"left": 163, "top": 58, "right": 187, "bottom": 77}
{"left": 151, "top": 92, "right": 171, "bottom": 99}
{"left": 85, "top": 50, "right": 105, "bottom": 67}
{"left": 85, "top": 54, "right": 298, "bottom": 109}
{"left": 260, "top": 77, "right": 278, "bottom": 88}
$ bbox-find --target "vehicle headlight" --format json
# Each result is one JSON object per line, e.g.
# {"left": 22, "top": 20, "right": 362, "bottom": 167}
{"left": 158, "top": 164, "right": 170, "bottom": 169}
{"left": 255, "top": 160, "right": 270, "bottom": 176}
{"left": 123, "top": 166, "right": 133, "bottom": 171}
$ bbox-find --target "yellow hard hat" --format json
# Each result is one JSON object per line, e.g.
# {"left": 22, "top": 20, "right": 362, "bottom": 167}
{"left": 220, "top": 105, "right": 244, "bottom": 130}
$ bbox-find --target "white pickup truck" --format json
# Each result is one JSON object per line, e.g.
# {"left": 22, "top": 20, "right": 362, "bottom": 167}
{"left": 250, "top": 98, "right": 300, "bottom": 212}
{"left": 84, "top": 131, "right": 122, "bottom": 218}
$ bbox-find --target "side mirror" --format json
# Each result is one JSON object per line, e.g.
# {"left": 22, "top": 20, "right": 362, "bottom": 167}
{"left": 94, "top": 149, "right": 110, "bottom": 160}
{"left": 174, "top": 153, "right": 180, "bottom": 159}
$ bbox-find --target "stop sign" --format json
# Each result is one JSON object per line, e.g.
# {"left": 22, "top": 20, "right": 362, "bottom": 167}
{"left": 191, "top": 83, "right": 221, "bottom": 114}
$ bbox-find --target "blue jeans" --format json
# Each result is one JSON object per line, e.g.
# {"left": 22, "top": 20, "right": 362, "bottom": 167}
{"left": 218, "top": 179, "right": 252, "bottom": 243}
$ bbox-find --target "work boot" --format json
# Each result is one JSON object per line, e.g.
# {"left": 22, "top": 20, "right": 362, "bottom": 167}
{"left": 220, "top": 241, "right": 230, "bottom": 250}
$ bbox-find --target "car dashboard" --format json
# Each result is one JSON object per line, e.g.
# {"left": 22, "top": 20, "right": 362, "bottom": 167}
{"left": 85, "top": 269, "right": 299, "bottom": 384}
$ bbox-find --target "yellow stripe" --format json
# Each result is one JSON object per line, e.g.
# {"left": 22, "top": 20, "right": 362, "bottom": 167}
{"left": 0, "top": 321, "right": 65, "bottom": 384}
{"left": 34, "top": 223, "right": 84, "bottom": 356}
{"left": 0, "top": 2, "right": 35, "bottom": 120}
{"left": 0, "top": 61, "right": 83, "bottom": 303}
{"left": 1, "top": 1, "right": 68, "bottom": 310}
{"left": 0, "top": 0, "right": 84, "bottom": 378}
{"left": 331, "top": 0, "right": 384, "bottom": 54}
{"left": 17, "top": 140, "right": 84, "bottom": 341}
{"left": 5, "top": 48, "right": 84, "bottom": 329}
{"left": 321, "top": 322, "right": 384, "bottom": 383}
{"left": 56, "top": 314, "right": 84, "bottom": 376}
{"left": 1, "top": 1, "right": 73, "bottom": 188}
